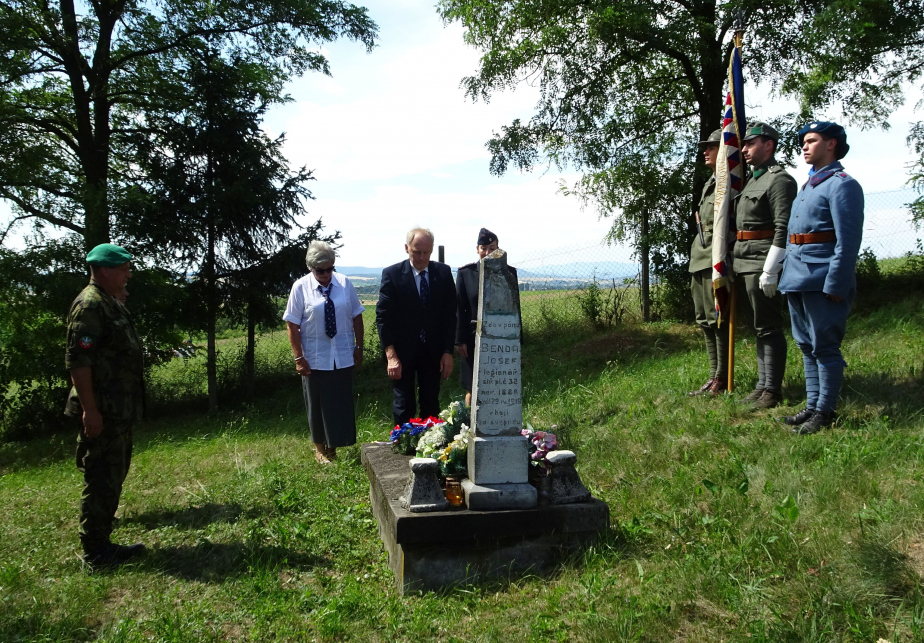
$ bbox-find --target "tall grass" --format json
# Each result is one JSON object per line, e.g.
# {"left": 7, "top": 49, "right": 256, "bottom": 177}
{"left": 1, "top": 270, "right": 923, "bottom": 642}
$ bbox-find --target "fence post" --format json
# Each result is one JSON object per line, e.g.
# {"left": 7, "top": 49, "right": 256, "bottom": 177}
{"left": 438, "top": 245, "right": 445, "bottom": 264}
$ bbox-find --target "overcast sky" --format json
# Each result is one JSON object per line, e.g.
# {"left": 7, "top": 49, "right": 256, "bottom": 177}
{"left": 3, "top": 2, "right": 920, "bottom": 266}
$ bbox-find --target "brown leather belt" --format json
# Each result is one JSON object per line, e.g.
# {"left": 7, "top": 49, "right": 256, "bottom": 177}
{"left": 789, "top": 231, "right": 836, "bottom": 244}
{"left": 736, "top": 230, "right": 774, "bottom": 241}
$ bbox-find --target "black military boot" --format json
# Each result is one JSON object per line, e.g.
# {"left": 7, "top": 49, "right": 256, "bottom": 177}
{"left": 792, "top": 411, "right": 838, "bottom": 435}
{"left": 779, "top": 408, "right": 815, "bottom": 426}
{"left": 84, "top": 542, "right": 146, "bottom": 568}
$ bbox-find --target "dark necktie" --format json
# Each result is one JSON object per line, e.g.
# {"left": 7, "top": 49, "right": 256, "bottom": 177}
{"left": 419, "top": 270, "right": 429, "bottom": 342}
{"left": 320, "top": 285, "right": 336, "bottom": 338}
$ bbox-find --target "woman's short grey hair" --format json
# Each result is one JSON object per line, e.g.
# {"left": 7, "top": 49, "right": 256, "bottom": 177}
{"left": 406, "top": 227, "right": 435, "bottom": 246}
{"left": 305, "top": 240, "right": 337, "bottom": 270}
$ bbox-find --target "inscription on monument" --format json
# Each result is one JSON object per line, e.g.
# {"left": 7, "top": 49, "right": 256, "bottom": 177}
{"left": 472, "top": 314, "right": 522, "bottom": 437}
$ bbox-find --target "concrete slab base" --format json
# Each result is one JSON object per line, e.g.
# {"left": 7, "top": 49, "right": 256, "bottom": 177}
{"left": 362, "top": 443, "right": 610, "bottom": 594}
{"left": 461, "top": 478, "right": 537, "bottom": 510}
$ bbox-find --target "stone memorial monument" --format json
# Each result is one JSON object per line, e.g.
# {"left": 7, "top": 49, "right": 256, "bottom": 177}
{"left": 462, "top": 249, "right": 537, "bottom": 510}
{"left": 360, "top": 247, "right": 609, "bottom": 592}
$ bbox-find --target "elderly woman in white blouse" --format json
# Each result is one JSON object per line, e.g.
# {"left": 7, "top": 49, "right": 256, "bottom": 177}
{"left": 284, "top": 241, "right": 365, "bottom": 464}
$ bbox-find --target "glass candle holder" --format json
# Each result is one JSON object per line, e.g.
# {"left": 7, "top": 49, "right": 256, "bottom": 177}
{"left": 444, "top": 478, "right": 464, "bottom": 507}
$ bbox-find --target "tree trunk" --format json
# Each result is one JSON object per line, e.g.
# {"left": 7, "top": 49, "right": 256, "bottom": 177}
{"left": 640, "top": 211, "right": 650, "bottom": 322}
{"left": 206, "top": 149, "right": 218, "bottom": 412}
{"left": 246, "top": 292, "right": 256, "bottom": 399}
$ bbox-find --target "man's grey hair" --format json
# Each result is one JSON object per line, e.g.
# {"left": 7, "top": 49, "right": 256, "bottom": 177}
{"left": 406, "top": 227, "right": 435, "bottom": 246}
{"left": 305, "top": 240, "right": 337, "bottom": 270}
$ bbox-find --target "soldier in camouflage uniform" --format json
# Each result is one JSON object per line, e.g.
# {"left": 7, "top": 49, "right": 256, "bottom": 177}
{"left": 65, "top": 243, "right": 146, "bottom": 567}
{"left": 735, "top": 122, "right": 798, "bottom": 409}
{"left": 688, "top": 129, "right": 730, "bottom": 396}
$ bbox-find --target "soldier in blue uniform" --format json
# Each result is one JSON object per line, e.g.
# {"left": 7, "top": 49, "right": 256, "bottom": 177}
{"left": 778, "top": 121, "right": 864, "bottom": 434}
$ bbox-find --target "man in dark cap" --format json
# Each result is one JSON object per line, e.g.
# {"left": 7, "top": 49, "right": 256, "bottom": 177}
{"left": 735, "top": 121, "right": 798, "bottom": 409}
{"left": 688, "top": 129, "right": 730, "bottom": 396}
{"left": 779, "top": 121, "right": 864, "bottom": 434}
{"left": 65, "top": 243, "right": 145, "bottom": 566}
{"left": 455, "top": 228, "right": 521, "bottom": 406}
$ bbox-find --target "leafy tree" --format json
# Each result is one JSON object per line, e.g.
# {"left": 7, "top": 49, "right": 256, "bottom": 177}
{"left": 787, "top": 0, "right": 924, "bottom": 224}
{"left": 0, "top": 237, "right": 186, "bottom": 439}
{"left": 122, "top": 47, "right": 329, "bottom": 411}
{"left": 436, "top": 0, "right": 820, "bottom": 319}
{"left": 0, "top": 0, "right": 376, "bottom": 250}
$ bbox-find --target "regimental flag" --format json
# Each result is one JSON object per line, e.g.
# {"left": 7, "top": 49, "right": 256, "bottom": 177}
{"left": 712, "top": 43, "right": 746, "bottom": 327}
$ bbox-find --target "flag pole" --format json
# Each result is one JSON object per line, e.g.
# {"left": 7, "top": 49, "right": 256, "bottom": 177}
{"left": 727, "top": 17, "right": 746, "bottom": 393}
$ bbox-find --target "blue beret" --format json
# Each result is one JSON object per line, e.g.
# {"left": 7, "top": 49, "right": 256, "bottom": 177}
{"left": 798, "top": 121, "right": 849, "bottom": 158}
{"left": 477, "top": 228, "right": 497, "bottom": 246}
{"left": 86, "top": 243, "right": 132, "bottom": 267}
{"left": 798, "top": 121, "right": 846, "bottom": 145}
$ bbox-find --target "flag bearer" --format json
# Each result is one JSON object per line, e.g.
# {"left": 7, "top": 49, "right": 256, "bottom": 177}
{"left": 779, "top": 121, "right": 864, "bottom": 435}
{"left": 688, "top": 129, "right": 730, "bottom": 396}
{"left": 735, "top": 122, "right": 798, "bottom": 409}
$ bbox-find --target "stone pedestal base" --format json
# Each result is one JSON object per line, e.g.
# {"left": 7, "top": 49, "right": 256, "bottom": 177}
{"left": 362, "top": 443, "right": 609, "bottom": 594}
{"left": 461, "top": 479, "right": 537, "bottom": 510}
{"left": 467, "top": 435, "right": 529, "bottom": 485}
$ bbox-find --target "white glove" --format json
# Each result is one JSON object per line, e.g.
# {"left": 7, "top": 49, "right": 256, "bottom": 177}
{"left": 760, "top": 245, "right": 786, "bottom": 297}
{"left": 759, "top": 271, "right": 778, "bottom": 297}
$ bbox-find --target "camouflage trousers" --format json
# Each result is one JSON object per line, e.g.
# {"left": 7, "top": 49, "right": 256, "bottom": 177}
{"left": 76, "top": 420, "right": 133, "bottom": 554}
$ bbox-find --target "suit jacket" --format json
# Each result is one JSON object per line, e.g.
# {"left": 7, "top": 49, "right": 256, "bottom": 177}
{"left": 456, "top": 262, "right": 522, "bottom": 347}
{"left": 779, "top": 161, "right": 864, "bottom": 299}
{"left": 377, "top": 259, "right": 457, "bottom": 363}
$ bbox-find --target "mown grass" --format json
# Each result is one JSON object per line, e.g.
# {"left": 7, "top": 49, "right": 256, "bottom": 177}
{"left": 1, "top": 275, "right": 923, "bottom": 642}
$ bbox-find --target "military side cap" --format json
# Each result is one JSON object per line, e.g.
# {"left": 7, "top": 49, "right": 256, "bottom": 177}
{"left": 698, "top": 129, "right": 722, "bottom": 148}
{"left": 743, "top": 121, "right": 779, "bottom": 143}
{"left": 86, "top": 243, "right": 132, "bottom": 267}
{"left": 477, "top": 227, "right": 497, "bottom": 246}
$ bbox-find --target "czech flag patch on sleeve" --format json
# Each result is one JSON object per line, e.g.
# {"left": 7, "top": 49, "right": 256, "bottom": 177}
{"left": 78, "top": 335, "right": 95, "bottom": 349}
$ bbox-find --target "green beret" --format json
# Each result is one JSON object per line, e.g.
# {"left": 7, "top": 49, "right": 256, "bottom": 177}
{"left": 86, "top": 243, "right": 132, "bottom": 267}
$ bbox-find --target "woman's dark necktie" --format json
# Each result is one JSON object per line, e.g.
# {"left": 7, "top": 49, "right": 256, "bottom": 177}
{"left": 319, "top": 285, "right": 336, "bottom": 338}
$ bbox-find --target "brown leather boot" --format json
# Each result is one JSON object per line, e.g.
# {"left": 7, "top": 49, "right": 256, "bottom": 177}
{"left": 741, "top": 388, "right": 764, "bottom": 403}
{"left": 689, "top": 378, "right": 715, "bottom": 397}
{"left": 752, "top": 389, "right": 783, "bottom": 410}
{"left": 706, "top": 378, "right": 727, "bottom": 396}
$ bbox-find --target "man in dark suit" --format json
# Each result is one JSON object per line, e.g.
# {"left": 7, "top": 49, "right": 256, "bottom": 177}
{"left": 377, "top": 228, "right": 457, "bottom": 425}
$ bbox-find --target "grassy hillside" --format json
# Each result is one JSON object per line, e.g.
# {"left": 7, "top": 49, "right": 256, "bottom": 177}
{"left": 1, "top": 276, "right": 923, "bottom": 642}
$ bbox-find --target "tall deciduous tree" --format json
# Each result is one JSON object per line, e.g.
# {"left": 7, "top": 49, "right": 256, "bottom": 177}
{"left": 0, "top": 0, "right": 376, "bottom": 251}
{"left": 437, "top": 0, "right": 816, "bottom": 318}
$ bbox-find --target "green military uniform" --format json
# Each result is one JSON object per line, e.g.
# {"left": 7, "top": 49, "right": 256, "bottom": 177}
{"left": 734, "top": 122, "right": 798, "bottom": 407}
{"left": 689, "top": 167, "right": 729, "bottom": 393}
{"left": 66, "top": 264, "right": 144, "bottom": 557}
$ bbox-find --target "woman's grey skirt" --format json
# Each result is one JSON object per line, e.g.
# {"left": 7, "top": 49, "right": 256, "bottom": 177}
{"left": 300, "top": 367, "right": 356, "bottom": 448}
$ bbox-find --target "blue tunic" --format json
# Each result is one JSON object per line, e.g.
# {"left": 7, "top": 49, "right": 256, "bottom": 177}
{"left": 779, "top": 161, "right": 864, "bottom": 298}
{"left": 779, "top": 161, "right": 864, "bottom": 414}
